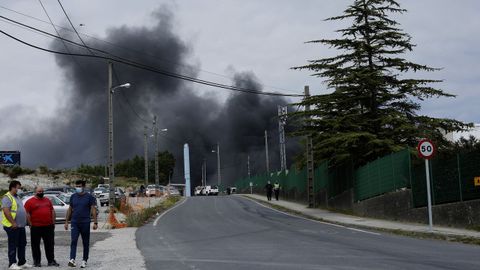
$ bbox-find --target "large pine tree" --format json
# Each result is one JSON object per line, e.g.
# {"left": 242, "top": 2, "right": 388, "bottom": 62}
{"left": 293, "top": 0, "right": 468, "bottom": 166}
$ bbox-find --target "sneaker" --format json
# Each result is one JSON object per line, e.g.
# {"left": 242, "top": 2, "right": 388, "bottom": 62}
{"left": 9, "top": 264, "right": 22, "bottom": 270}
{"left": 19, "top": 263, "right": 33, "bottom": 268}
{"left": 68, "top": 259, "right": 76, "bottom": 267}
{"left": 48, "top": 260, "right": 60, "bottom": 267}
{"left": 33, "top": 262, "right": 41, "bottom": 267}
{"left": 80, "top": 260, "right": 87, "bottom": 268}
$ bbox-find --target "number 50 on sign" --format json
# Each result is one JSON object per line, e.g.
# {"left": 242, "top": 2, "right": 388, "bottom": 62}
{"left": 417, "top": 139, "right": 435, "bottom": 159}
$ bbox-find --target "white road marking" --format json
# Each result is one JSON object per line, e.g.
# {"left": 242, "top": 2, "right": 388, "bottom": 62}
{"left": 153, "top": 197, "right": 188, "bottom": 226}
{"left": 241, "top": 196, "right": 381, "bottom": 236}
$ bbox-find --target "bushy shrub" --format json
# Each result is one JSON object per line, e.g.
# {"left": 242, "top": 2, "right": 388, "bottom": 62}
{"left": 126, "top": 196, "right": 180, "bottom": 227}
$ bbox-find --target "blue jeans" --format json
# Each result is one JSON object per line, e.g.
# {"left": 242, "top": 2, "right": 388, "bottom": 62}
{"left": 70, "top": 223, "right": 90, "bottom": 261}
{"left": 3, "top": 226, "right": 27, "bottom": 267}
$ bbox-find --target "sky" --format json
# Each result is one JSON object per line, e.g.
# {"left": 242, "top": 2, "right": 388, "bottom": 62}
{"left": 1, "top": 0, "right": 480, "bottom": 172}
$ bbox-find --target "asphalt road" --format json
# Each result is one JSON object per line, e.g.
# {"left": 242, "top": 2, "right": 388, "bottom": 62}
{"left": 137, "top": 196, "right": 480, "bottom": 270}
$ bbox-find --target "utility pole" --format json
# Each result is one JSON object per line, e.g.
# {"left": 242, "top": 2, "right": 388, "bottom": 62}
{"left": 305, "top": 86, "right": 315, "bottom": 208}
{"left": 104, "top": 157, "right": 108, "bottom": 178}
{"left": 247, "top": 155, "right": 251, "bottom": 179}
{"left": 278, "top": 105, "right": 288, "bottom": 171}
{"left": 265, "top": 130, "right": 270, "bottom": 174}
{"left": 153, "top": 116, "right": 159, "bottom": 186}
{"left": 107, "top": 61, "right": 115, "bottom": 207}
{"left": 217, "top": 143, "right": 221, "bottom": 188}
{"left": 144, "top": 125, "right": 149, "bottom": 186}
{"left": 106, "top": 62, "right": 130, "bottom": 208}
{"left": 202, "top": 158, "right": 207, "bottom": 186}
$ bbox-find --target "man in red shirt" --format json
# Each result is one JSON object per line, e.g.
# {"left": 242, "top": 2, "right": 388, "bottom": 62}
{"left": 24, "top": 187, "right": 60, "bottom": 267}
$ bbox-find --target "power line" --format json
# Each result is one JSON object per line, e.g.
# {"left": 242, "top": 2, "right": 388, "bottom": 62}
{"left": 0, "top": 4, "right": 300, "bottom": 95}
{"left": 0, "top": 19, "right": 304, "bottom": 97}
{"left": 37, "top": 0, "right": 69, "bottom": 53}
{"left": 56, "top": 0, "right": 95, "bottom": 55}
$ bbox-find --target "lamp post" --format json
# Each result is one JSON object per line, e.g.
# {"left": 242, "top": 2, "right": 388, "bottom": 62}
{"left": 153, "top": 120, "right": 168, "bottom": 186}
{"left": 211, "top": 143, "right": 221, "bottom": 189}
{"left": 107, "top": 61, "right": 130, "bottom": 208}
{"left": 144, "top": 127, "right": 155, "bottom": 186}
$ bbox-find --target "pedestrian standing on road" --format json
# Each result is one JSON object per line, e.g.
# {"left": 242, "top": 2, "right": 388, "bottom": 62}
{"left": 265, "top": 181, "right": 273, "bottom": 201}
{"left": 273, "top": 182, "right": 280, "bottom": 201}
{"left": 24, "top": 186, "right": 60, "bottom": 267}
{"left": 65, "top": 180, "right": 98, "bottom": 269}
{"left": 2, "top": 180, "right": 33, "bottom": 270}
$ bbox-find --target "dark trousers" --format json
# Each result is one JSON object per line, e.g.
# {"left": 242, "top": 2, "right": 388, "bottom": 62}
{"left": 31, "top": 225, "right": 55, "bottom": 264}
{"left": 266, "top": 191, "right": 272, "bottom": 201}
{"left": 3, "top": 226, "right": 27, "bottom": 267}
{"left": 70, "top": 222, "right": 90, "bottom": 261}
{"left": 274, "top": 189, "right": 280, "bottom": 201}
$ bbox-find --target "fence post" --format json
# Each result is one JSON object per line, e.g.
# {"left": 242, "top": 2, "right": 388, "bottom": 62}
{"left": 429, "top": 159, "right": 435, "bottom": 205}
{"left": 457, "top": 153, "right": 463, "bottom": 202}
{"left": 391, "top": 153, "right": 396, "bottom": 190}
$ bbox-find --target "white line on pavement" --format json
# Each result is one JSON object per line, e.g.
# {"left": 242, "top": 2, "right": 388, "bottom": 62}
{"left": 242, "top": 196, "right": 381, "bottom": 236}
{"left": 153, "top": 197, "right": 188, "bottom": 226}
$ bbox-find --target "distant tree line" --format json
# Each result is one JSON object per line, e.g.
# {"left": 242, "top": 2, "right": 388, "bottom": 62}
{"left": 76, "top": 151, "right": 175, "bottom": 185}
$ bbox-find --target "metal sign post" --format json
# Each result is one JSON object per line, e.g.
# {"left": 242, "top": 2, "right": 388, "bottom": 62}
{"left": 417, "top": 139, "right": 436, "bottom": 231}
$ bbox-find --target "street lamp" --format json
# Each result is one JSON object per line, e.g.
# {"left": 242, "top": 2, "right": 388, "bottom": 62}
{"left": 211, "top": 143, "right": 221, "bottom": 189}
{"left": 153, "top": 119, "right": 168, "bottom": 185}
{"left": 111, "top": 83, "right": 131, "bottom": 92}
{"left": 107, "top": 62, "right": 131, "bottom": 208}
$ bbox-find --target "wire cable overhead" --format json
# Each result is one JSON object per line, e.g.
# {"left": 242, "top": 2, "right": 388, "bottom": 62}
{"left": 0, "top": 15, "right": 304, "bottom": 97}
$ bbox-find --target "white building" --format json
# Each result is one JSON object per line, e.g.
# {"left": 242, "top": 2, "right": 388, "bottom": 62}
{"left": 447, "top": 124, "right": 480, "bottom": 142}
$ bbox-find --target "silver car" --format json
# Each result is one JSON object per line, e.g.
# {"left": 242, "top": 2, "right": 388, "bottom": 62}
{"left": 22, "top": 194, "right": 69, "bottom": 222}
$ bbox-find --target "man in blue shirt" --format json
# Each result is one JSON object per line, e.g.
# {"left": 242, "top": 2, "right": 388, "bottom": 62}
{"left": 64, "top": 180, "right": 97, "bottom": 268}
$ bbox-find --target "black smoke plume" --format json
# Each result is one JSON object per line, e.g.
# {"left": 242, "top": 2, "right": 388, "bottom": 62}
{"left": 6, "top": 7, "right": 299, "bottom": 186}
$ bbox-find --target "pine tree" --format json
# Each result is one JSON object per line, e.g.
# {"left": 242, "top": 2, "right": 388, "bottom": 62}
{"left": 293, "top": 0, "right": 469, "bottom": 166}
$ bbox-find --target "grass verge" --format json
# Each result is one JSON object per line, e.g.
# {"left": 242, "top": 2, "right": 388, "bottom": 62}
{"left": 243, "top": 195, "right": 480, "bottom": 246}
{"left": 125, "top": 196, "right": 181, "bottom": 227}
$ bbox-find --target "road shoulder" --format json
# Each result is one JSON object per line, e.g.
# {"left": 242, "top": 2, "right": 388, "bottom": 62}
{"left": 241, "top": 194, "right": 480, "bottom": 245}
{"left": 91, "top": 227, "right": 145, "bottom": 270}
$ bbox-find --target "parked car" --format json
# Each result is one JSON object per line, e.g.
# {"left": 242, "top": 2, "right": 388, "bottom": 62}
{"left": 166, "top": 186, "right": 180, "bottom": 196}
{"left": 114, "top": 187, "right": 125, "bottom": 199}
{"left": 98, "top": 184, "right": 110, "bottom": 189}
{"left": 18, "top": 191, "right": 33, "bottom": 199}
{"left": 22, "top": 194, "right": 69, "bottom": 222}
{"left": 194, "top": 186, "right": 204, "bottom": 196}
{"left": 57, "top": 193, "right": 72, "bottom": 204}
{"left": 45, "top": 186, "right": 75, "bottom": 194}
{"left": 94, "top": 187, "right": 125, "bottom": 206}
{"left": 94, "top": 187, "right": 108, "bottom": 197}
{"left": 146, "top": 185, "right": 163, "bottom": 197}
{"left": 201, "top": 185, "right": 218, "bottom": 196}
{"left": 128, "top": 189, "right": 142, "bottom": 197}
{"left": 209, "top": 186, "right": 219, "bottom": 196}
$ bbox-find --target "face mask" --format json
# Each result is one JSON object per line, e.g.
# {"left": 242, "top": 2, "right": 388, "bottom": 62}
{"left": 75, "top": 187, "right": 84, "bottom": 193}
{"left": 36, "top": 193, "right": 44, "bottom": 198}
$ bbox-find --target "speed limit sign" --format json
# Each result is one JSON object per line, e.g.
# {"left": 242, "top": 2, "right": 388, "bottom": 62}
{"left": 417, "top": 138, "right": 435, "bottom": 231}
{"left": 417, "top": 139, "right": 435, "bottom": 159}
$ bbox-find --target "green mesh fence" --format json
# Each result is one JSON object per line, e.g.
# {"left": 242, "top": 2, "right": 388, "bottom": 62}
{"left": 236, "top": 149, "right": 480, "bottom": 207}
{"left": 354, "top": 149, "right": 411, "bottom": 201}
{"left": 327, "top": 161, "right": 354, "bottom": 199}
{"left": 234, "top": 163, "right": 329, "bottom": 202}
{"left": 411, "top": 151, "right": 480, "bottom": 207}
